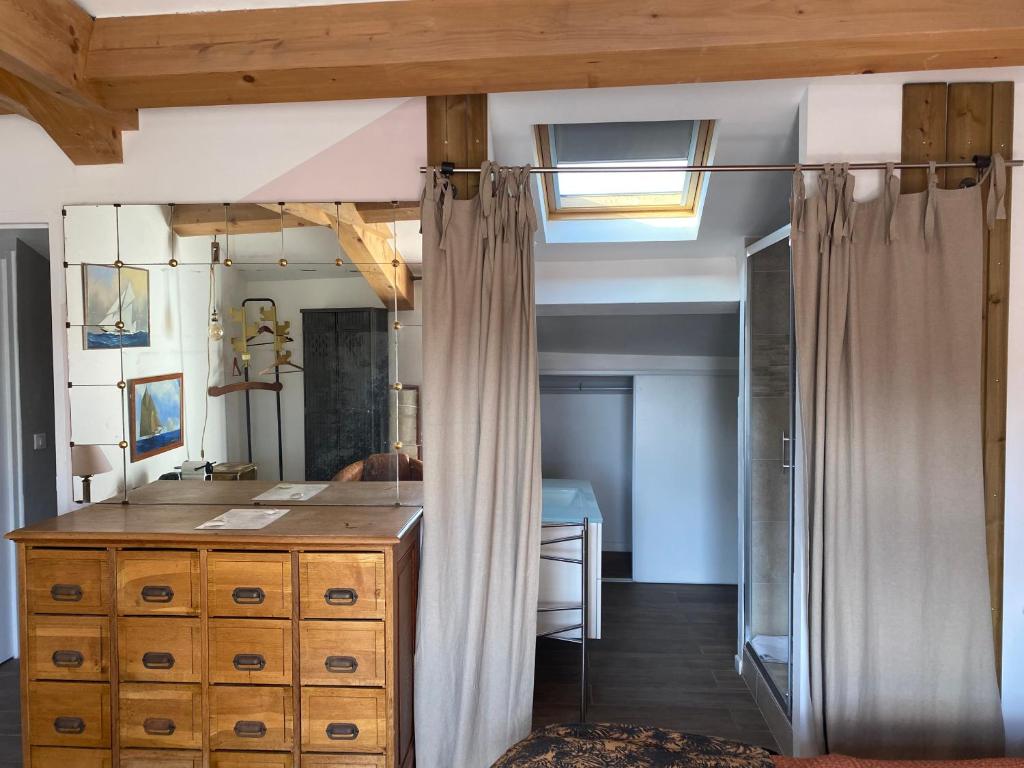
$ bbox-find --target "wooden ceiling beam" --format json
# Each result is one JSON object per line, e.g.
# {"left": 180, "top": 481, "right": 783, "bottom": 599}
{"left": 0, "top": 67, "right": 136, "bottom": 164}
{"left": 0, "top": 0, "right": 138, "bottom": 163}
{"left": 83, "top": 0, "right": 1024, "bottom": 110}
{"left": 247, "top": 203, "right": 415, "bottom": 311}
{"left": 0, "top": 0, "right": 94, "bottom": 105}
{"left": 172, "top": 202, "right": 419, "bottom": 237}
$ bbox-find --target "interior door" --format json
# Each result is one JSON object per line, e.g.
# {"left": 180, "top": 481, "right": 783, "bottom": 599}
{"left": 0, "top": 248, "right": 21, "bottom": 662}
{"left": 632, "top": 373, "right": 739, "bottom": 584}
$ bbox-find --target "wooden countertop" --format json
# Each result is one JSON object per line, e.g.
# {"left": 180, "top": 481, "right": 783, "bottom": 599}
{"left": 6, "top": 481, "right": 421, "bottom": 548}
{"left": 99, "top": 480, "right": 424, "bottom": 508}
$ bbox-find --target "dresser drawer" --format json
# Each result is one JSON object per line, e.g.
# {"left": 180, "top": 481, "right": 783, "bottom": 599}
{"left": 29, "top": 747, "right": 112, "bottom": 768}
{"left": 119, "top": 750, "right": 201, "bottom": 767}
{"left": 119, "top": 683, "right": 203, "bottom": 749}
{"left": 298, "top": 553, "right": 385, "bottom": 619}
{"left": 300, "top": 620, "right": 385, "bottom": 687}
{"left": 300, "top": 688, "right": 386, "bottom": 754}
{"left": 27, "top": 681, "right": 111, "bottom": 748}
{"left": 209, "top": 619, "right": 292, "bottom": 684}
{"left": 210, "top": 685, "right": 294, "bottom": 752}
{"left": 28, "top": 616, "right": 110, "bottom": 681}
{"left": 301, "top": 756, "right": 385, "bottom": 767}
{"left": 211, "top": 753, "right": 294, "bottom": 768}
{"left": 26, "top": 550, "right": 111, "bottom": 615}
{"left": 116, "top": 552, "right": 199, "bottom": 616}
{"left": 118, "top": 618, "right": 201, "bottom": 683}
{"left": 208, "top": 553, "right": 292, "bottom": 618}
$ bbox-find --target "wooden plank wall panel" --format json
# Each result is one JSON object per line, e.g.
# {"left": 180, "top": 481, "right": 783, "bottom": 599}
{"left": 426, "top": 94, "right": 488, "bottom": 200}
{"left": 902, "top": 82, "right": 1013, "bottom": 671}
{"left": 900, "top": 83, "right": 947, "bottom": 193}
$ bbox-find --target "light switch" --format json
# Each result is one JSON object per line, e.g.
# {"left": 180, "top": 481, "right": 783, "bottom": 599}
{"left": 32, "top": 433, "right": 46, "bottom": 450}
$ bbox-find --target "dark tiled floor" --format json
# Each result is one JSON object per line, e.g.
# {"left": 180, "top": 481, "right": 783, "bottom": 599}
{"left": 533, "top": 582, "right": 779, "bottom": 752}
{"left": 0, "top": 659, "right": 21, "bottom": 768}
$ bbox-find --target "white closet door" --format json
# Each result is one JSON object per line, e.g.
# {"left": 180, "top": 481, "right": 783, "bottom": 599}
{"left": 632, "top": 373, "right": 738, "bottom": 584}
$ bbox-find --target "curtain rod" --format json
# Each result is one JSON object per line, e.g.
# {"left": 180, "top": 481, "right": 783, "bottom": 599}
{"left": 421, "top": 158, "right": 1022, "bottom": 174}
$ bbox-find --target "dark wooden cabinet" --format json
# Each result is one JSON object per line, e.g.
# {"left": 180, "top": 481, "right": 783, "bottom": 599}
{"left": 301, "top": 308, "right": 389, "bottom": 480}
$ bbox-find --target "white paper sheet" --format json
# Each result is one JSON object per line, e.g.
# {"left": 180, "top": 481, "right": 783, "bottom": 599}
{"left": 251, "top": 483, "right": 328, "bottom": 502}
{"left": 195, "top": 508, "right": 290, "bottom": 530}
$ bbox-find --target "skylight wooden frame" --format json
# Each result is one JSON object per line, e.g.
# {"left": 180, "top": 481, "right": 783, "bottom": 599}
{"left": 534, "top": 120, "right": 715, "bottom": 220}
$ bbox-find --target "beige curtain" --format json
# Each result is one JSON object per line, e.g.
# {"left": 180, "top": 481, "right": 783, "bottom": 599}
{"left": 791, "top": 160, "right": 1007, "bottom": 758}
{"left": 415, "top": 164, "right": 543, "bottom": 768}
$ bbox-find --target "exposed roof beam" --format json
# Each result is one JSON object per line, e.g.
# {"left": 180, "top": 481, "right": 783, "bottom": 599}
{"left": 171, "top": 202, "right": 419, "bottom": 237}
{"left": 0, "top": 0, "right": 138, "bottom": 163}
{"left": 0, "top": 0, "right": 94, "bottom": 105}
{"left": 260, "top": 203, "right": 415, "bottom": 312}
{"left": 84, "top": 0, "right": 1024, "bottom": 110}
{"left": 0, "top": 67, "right": 136, "bottom": 164}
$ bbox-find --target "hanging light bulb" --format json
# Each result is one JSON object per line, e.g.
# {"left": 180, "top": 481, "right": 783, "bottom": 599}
{"left": 208, "top": 308, "right": 225, "bottom": 341}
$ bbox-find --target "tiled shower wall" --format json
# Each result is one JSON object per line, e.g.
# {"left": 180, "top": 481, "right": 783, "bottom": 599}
{"left": 748, "top": 238, "right": 792, "bottom": 638}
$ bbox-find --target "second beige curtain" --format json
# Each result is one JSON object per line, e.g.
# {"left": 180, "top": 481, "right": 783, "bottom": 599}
{"left": 791, "top": 161, "right": 1006, "bottom": 758}
{"left": 415, "top": 164, "right": 543, "bottom": 767}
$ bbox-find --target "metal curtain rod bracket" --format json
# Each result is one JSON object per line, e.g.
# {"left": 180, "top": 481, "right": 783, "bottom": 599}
{"left": 419, "top": 157, "right": 1023, "bottom": 174}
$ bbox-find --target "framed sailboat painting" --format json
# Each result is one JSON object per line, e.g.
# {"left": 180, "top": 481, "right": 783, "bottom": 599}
{"left": 82, "top": 263, "right": 150, "bottom": 349}
{"left": 128, "top": 373, "right": 184, "bottom": 461}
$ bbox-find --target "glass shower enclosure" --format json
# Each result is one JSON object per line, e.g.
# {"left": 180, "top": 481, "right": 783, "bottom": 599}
{"left": 743, "top": 228, "right": 795, "bottom": 713}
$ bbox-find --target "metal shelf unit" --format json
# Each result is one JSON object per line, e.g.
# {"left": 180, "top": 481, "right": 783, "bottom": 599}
{"left": 538, "top": 517, "right": 589, "bottom": 722}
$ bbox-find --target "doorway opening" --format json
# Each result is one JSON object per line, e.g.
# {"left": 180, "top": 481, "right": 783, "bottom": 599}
{"left": 0, "top": 226, "right": 57, "bottom": 668}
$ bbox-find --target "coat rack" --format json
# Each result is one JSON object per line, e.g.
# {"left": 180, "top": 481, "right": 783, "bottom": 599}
{"left": 206, "top": 297, "right": 297, "bottom": 481}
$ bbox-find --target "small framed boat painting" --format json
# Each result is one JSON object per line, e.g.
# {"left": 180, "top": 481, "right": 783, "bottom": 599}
{"left": 82, "top": 263, "right": 150, "bottom": 350}
{"left": 128, "top": 373, "right": 184, "bottom": 462}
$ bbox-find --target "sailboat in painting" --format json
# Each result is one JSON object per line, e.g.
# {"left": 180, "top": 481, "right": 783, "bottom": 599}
{"left": 84, "top": 264, "right": 150, "bottom": 350}
{"left": 130, "top": 373, "right": 183, "bottom": 461}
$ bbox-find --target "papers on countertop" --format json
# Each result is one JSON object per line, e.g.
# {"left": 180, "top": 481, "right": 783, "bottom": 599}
{"left": 251, "top": 483, "right": 328, "bottom": 502}
{"left": 196, "top": 508, "right": 290, "bottom": 530}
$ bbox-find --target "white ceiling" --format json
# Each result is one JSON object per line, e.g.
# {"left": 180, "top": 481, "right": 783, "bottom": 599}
{"left": 78, "top": 0, "right": 396, "bottom": 17}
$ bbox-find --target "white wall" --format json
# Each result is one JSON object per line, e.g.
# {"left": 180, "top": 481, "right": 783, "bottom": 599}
{"left": 799, "top": 67, "right": 1024, "bottom": 756}
{"left": 632, "top": 373, "right": 739, "bottom": 584}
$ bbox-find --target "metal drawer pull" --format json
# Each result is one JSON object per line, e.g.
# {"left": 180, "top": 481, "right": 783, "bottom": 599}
{"left": 143, "top": 717, "right": 176, "bottom": 736}
{"left": 142, "top": 651, "right": 176, "bottom": 670}
{"left": 326, "top": 722, "right": 359, "bottom": 741}
{"left": 233, "top": 653, "right": 266, "bottom": 671}
{"left": 324, "top": 587, "right": 358, "bottom": 606}
{"left": 325, "top": 655, "right": 358, "bottom": 674}
{"left": 231, "top": 586, "right": 265, "bottom": 605}
{"left": 50, "top": 584, "right": 83, "bottom": 602}
{"left": 233, "top": 720, "right": 267, "bottom": 738}
{"left": 140, "top": 585, "right": 174, "bottom": 603}
{"left": 53, "top": 716, "right": 85, "bottom": 734}
{"left": 51, "top": 650, "right": 84, "bottom": 668}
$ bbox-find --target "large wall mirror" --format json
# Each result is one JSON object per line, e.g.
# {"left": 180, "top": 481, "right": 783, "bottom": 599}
{"left": 63, "top": 203, "right": 423, "bottom": 504}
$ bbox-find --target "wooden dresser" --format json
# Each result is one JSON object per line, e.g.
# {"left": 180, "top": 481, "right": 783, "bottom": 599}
{"left": 6, "top": 485, "right": 421, "bottom": 768}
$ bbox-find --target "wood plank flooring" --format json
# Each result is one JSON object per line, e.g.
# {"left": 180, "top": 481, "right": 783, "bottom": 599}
{"left": 533, "top": 582, "right": 779, "bottom": 752}
{"left": 0, "top": 660, "right": 20, "bottom": 768}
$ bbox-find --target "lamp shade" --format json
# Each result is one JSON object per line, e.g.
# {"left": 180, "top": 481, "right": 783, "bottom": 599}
{"left": 71, "top": 444, "right": 113, "bottom": 477}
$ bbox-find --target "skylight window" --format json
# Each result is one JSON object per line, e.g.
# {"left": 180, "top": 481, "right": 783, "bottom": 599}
{"left": 535, "top": 119, "right": 714, "bottom": 220}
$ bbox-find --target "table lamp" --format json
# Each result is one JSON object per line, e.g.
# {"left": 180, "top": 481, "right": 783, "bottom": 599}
{"left": 72, "top": 444, "right": 113, "bottom": 503}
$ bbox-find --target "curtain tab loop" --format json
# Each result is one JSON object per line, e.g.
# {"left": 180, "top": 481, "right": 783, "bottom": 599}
{"left": 884, "top": 163, "right": 899, "bottom": 243}
{"left": 791, "top": 164, "right": 806, "bottom": 232}
{"left": 924, "top": 160, "right": 938, "bottom": 245}
{"left": 987, "top": 153, "right": 1008, "bottom": 230}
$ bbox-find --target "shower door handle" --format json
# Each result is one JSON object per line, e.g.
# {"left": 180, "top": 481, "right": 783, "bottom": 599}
{"left": 781, "top": 432, "right": 793, "bottom": 470}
